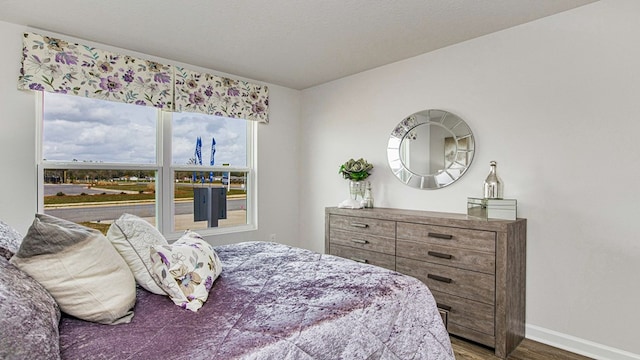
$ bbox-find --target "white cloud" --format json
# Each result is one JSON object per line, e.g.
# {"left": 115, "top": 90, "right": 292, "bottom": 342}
{"left": 43, "top": 93, "right": 247, "bottom": 166}
{"left": 172, "top": 113, "right": 246, "bottom": 166}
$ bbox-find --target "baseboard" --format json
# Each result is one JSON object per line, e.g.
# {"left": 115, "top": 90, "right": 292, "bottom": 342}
{"left": 526, "top": 324, "right": 640, "bottom": 360}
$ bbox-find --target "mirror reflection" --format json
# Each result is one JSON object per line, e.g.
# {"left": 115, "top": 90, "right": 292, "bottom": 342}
{"left": 387, "top": 109, "right": 474, "bottom": 189}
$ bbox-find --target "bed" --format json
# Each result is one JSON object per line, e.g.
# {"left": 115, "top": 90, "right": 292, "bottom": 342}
{"left": 1, "top": 220, "right": 454, "bottom": 359}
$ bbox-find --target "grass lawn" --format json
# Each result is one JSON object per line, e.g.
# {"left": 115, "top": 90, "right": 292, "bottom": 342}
{"left": 80, "top": 221, "right": 111, "bottom": 235}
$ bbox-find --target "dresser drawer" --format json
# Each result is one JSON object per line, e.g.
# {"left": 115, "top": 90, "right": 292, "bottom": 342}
{"left": 397, "top": 222, "right": 496, "bottom": 253}
{"left": 330, "top": 228, "right": 395, "bottom": 255}
{"left": 396, "top": 238, "right": 494, "bottom": 274}
{"left": 330, "top": 244, "right": 395, "bottom": 271}
{"left": 396, "top": 257, "right": 494, "bottom": 305}
{"left": 330, "top": 215, "right": 396, "bottom": 238}
{"left": 431, "top": 290, "right": 494, "bottom": 336}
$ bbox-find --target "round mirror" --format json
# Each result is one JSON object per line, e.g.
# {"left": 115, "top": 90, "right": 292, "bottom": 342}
{"left": 387, "top": 109, "right": 475, "bottom": 189}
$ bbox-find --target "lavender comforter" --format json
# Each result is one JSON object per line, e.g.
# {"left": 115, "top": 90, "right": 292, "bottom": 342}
{"left": 59, "top": 242, "right": 453, "bottom": 359}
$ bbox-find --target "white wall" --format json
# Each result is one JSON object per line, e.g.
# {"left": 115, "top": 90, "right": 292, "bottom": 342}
{"left": 0, "top": 21, "right": 37, "bottom": 234}
{"left": 0, "top": 20, "right": 302, "bottom": 248}
{"left": 300, "top": 0, "right": 640, "bottom": 358}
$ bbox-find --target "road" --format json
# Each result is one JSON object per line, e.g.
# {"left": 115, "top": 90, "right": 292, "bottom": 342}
{"left": 44, "top": 183, "right": 246, "bottom": 222}
{"left": 46, "top": 198, "right": 246, "bottom": 222}
{"left": 44, "top": 183, "right": 243, "bottom": 196}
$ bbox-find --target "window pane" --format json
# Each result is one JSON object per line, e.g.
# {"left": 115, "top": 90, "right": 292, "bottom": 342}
{"left": 173, "top": 170, "right": 247, "bottom": 231}
{"left": 41, "top": 93, "right": 254, "bottom": 237}
{"left": 172, "top": 113, "right": 247, "bottom": 167}
{"left": 43, "top": 92, "right": 157, "bottom": 164}
{"left": 43, "top": 169, "right": 157, "bottom": 234}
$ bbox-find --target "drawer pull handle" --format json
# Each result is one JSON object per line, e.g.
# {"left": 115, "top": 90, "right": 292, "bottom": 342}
{"left": 428, "top": 274, "right": 452, "bottom": 283}
{"left": 350, "top": 257, "right": 369, "bottom": 264}
{"left": 350, "top": 222, "right": 369, "bottom": 228}
{"left": 428, "top": 251, "right": 452, "bottom": 259}
{"left": 351, "top": 239, "right": 369, "bottom": 244}
{"left": 436, "top": 303, "right": 452, "bottom": 312}
{"left": 428, "top": 232, "right": 453, "bottom": 240}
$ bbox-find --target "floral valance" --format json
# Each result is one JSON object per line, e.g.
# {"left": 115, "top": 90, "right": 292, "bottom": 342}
{"left": 18, "top": 32, "right": 173, "bottom": 109}
{"left": 17, "top": 32, "right": 269, "bottom": 122}
{"left": 174, "top": 66, "right": 269, "bottom": 123}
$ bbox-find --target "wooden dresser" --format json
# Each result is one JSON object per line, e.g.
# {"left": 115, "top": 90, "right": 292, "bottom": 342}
{"left": 325, "top": 207, "right": 527, "bottom": 359}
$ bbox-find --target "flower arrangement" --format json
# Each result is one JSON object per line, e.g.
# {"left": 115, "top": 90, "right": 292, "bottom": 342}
{"left": 339, "top": 158, "right": 373, "bottom": 181}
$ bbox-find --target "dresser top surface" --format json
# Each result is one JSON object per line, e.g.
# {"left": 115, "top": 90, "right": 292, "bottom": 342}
{"left": 326, "top": 207, "right": 525, "bottom": 232}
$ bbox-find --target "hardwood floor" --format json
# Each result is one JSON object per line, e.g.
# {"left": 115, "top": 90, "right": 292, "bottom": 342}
{"left": 450, "top": 336, "right": 593, "bottom": 360}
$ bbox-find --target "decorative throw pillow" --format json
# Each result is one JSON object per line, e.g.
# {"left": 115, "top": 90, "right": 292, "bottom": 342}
{"left": 0, "top": 220, "right": 22, "bottom": 260}
{"left": 10, "top": 214, "right": 136, "bottom": 325}
{"left": 0, "top": 256, "right": 61, "bottom": 360}
{"left": 107, "top": 213, "right": 168, "bottom": 295}
{"left": 150, "top": 231, "right": 222, "bottom": 312}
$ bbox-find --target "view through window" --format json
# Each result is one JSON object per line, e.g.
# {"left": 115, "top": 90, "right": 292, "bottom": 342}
{"left": 40, "top": 92, "right": 254, "bottom": 236}
{"left": 171, "top": 111, "right": 250, "bottom": 232}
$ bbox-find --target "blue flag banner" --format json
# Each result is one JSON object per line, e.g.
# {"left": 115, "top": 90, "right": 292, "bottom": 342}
{"left": 210, "top": 137, "right": 216, "bottom": 166}
{"left": 193, "top": 136, "right": 203, "bottom": 182}
{"left": 195, "top": 137, "right": 203, "bottom": 165}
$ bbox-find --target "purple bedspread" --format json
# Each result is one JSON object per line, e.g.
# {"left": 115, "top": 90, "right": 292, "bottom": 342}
{"left": 59, "top": 242, "right": 453, "bottom": 359}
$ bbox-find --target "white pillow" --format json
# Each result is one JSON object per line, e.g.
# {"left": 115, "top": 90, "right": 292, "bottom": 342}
{"left": 10, "top": 214, "right": 136, "bottom": 325}
{"left": 150, "top": 231, "right": 222, "bottom": 312}
{"left": 107, "top": 213, "right": 168, "bottom": 295}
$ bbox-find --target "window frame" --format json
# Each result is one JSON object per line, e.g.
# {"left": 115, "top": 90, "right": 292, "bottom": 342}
{"left": 36, "top": 93, "right": 258, "bottom": 239}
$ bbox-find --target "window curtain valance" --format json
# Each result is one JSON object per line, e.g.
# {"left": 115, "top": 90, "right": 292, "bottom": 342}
{"left": 174, "top": 67, "right": 268, "bottom": 123}
{"left": 18, "top": 32, "right": 174, "bottom": 109}
{"left": 18, "top": 32, "right": 269, "bottom": 123}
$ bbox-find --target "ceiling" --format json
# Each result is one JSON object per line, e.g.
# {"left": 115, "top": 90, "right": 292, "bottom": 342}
{"left": 0, "top": 0, "right": 598, "bottom": 90}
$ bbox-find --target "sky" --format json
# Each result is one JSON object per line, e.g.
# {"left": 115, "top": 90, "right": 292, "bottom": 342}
{"left": 42, "top": 92, "right": 247, "bottom": 167}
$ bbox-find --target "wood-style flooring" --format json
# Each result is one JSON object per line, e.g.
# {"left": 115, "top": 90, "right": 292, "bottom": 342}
{"left": 451, "top": 336, "right": 593, "bottom": 360}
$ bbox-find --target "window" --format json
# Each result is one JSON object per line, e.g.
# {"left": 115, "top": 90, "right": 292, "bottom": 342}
{"left": 169, "top": 111, "right": 252, "bottom": 232}
{"left": 39, "top": 92, "right": 256, "bottom": 237}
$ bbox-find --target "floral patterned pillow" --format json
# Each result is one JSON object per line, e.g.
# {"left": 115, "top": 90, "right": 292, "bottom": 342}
{"left": 150, "top": 231, "right": 222, "bottom": 312}
{"left": 0, "top": 220, "right": 22, "bottom": 260}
